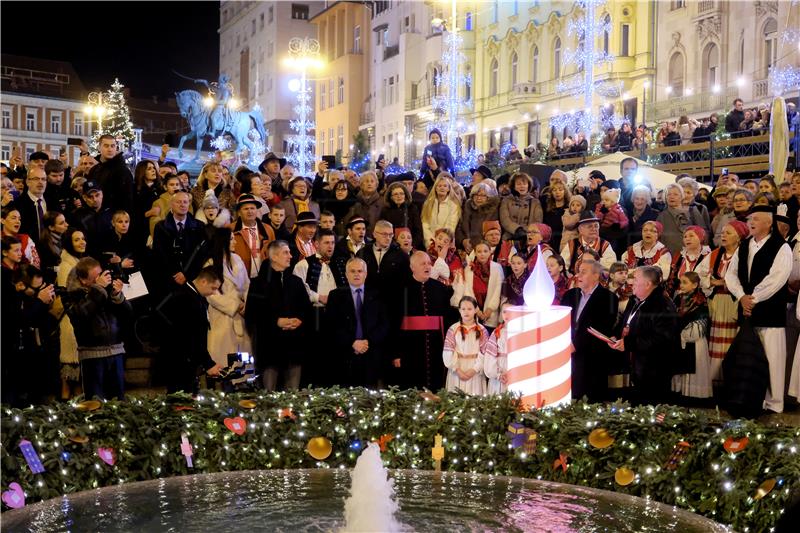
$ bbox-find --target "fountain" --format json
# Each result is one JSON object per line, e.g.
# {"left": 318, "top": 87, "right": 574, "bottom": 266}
{"left": 342, "top": 443, "right": 401, "bottom": 532}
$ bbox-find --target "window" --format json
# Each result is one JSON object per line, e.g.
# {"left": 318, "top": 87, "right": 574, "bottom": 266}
{"left": 328, "top": 128, "right": 334, "bottom": 154}
{"left": 489, "top": 58, "right": 498, "bottom": 96}
{"left": 268, "top": 6, "right": 273, "bottom": 23}
{"left": 260, "top": 13, "right": 264, "bottom": 30}
{"left": 1, "top": 109, "right": 10, "bottom": 129}
{"left": 492, "top": 0, "right": 499, "bottom": 23}
{"left": 25, "top": 145, "right": 35, "bottom": 160}
{"left": 74, "top": 114, "right": 83, "bottom": 135}
{"left": 764, "top": 18, "right": 778, "bottom": 73}
{"left": 291, "top": 4, "right": 309, "bottom": 20}
{"left": 50, "top": 113, "right": 61, "bottom": 134}
{"left": 337, "top": 125, "right": 344, "bottom": 151}
{"left": 26, "top": 112, "right": 35, "bottom": 131}
{"left": 554, "top": 38, "right": 562, "bottom": 79}
{"left": 320, "top": 130, "right": 325, "bottom": 154}
{"left": 432, "top": 68, "right": 440, "bottom": 95}
{"left": 383, "top": 28, "right": 389, "bottom": 47}
{"left": 388, "top": 77, "right": 394, "bottom": 105}
{"left": 671, "top": 0, "right": 685, "bottom": 9}
{"left": 531, "top": 46, "right": 539, "bottom": 84}
{"left": 465, "top": 12, "right": 473, "bottom": 31}
{"left": 320, "top": 82, "right": 326, "bottom": 110}
{"left": 513, "top": 0, "right": 518, "bottom": 16}
{"left": 510, "top": 52, "right": 518, "bottom": 87}
{"left": 328, "top": 80, "right": 334, "bottom": 107}
{"left": 382, "top": 79, "right": 388, "bottom": 105}
{"left": 620, "top": 24, "right": 630, "bottom": 56}
{"left": 602, "top": 15, "right": 611, "bottom": 55}
{"left": 354, "top": 26, "right": 361, "bottom": 53}
{"left": 251, "top": 19, "right": 256, "bottom": 36}
{"left": 268, "top": 41, "right": 273, "bottom": 57}
{"left": 703, "top": 43, "right": 719, "bottom": 89}
{"left": 739, "top": 38, "right": 745, "bottom": 75}
{"left": 668, "top": 52, "right": 684, "bottom": 97}
{"left": 465, "top": 66, "right": 472, "bottom": 101}
{"left": 1, "top": 145, "right": 10, "bottom": 161}
{"left": 578, "top": 34, "right": 585, "bottom": 72}
{"left": 338, "top": 77, "right": 345, "bottom": 104}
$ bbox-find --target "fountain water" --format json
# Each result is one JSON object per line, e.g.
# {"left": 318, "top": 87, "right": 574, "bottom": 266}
{"left": 342, "top": 442, "right": 402, "bottom": 532}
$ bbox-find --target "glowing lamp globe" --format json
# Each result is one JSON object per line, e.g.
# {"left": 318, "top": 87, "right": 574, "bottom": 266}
{"left": 505, "top": 246, "right": 572, "bottom": 410}
{"left": 288, "top": 78, "right": 301, "bottom": 93}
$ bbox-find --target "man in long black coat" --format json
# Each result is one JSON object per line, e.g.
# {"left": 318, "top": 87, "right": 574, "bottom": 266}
{"left": 357, "top": 219, "right": 409, "bottom": 300}
{"left": 87, "top": 135, "right": 135, "bottom": 214}
{"left": 610, "top": 265, "right": 680, "bottom": 405}
{"left": 245, "top": 240, "right": 313, "bottom": 391}
{"left": 560, "top": 260, "right": 619, "bottom": 402}
{"left": 390, "top": 251, "right": 452, "bottom": 391}
{"left": 325, "top": 257, "right": 389, "bottom": 387}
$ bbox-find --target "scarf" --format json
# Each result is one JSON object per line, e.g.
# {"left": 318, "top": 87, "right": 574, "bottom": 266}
{"left": 293, "top": 197, "right": 310, "bottom": 214}
{"left": 502, "top": 269, "right": 529, "bottom": 306}
{"left": 427, "top": 240, "right": 463, "bottom": 284}
{"left": 674, "top": 288, "right": 708, "bottom": 330}
{"left": 471, "top": 260, "right": 491, "bottom": 308}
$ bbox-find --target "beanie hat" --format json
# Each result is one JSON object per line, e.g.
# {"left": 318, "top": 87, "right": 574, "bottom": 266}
{"left": 482, "top": 220, "right": 501, "bottom": 235}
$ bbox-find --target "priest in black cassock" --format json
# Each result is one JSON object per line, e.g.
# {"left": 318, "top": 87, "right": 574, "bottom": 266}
{"left": 390, "top": 250, "right": 453, "bottom": 391}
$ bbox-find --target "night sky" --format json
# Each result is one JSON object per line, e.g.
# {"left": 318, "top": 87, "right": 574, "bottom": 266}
{"left": 1, "top": 1, "right": 220, "bottom": 98}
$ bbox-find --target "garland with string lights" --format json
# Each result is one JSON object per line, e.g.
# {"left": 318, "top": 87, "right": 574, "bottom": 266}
{"left": 1, "top": 389, "right": 797, "bottom": 531}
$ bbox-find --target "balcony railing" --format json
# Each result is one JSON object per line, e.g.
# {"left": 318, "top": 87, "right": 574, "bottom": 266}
{"left": 383, "top": 45, "right": 399, "bottom": 61}
{"left": 753, "top": 79, "right": 770, "bottom": 99}
{"left": 360, "top": 112, "right": 374, "bottom": 125}
{"left": 697, "top": 0, "right": 716, "bottom": 14}
{"left": 646, "top": 87, "right": 737, "bottom": 122}
{"left": 405, "top": 94, "right": 433, "bottom": 111}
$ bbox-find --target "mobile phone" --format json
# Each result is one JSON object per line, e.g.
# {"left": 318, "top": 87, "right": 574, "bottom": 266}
{"left": 426, "top": 150, "right": 432, "bottom": 157}
{"left": 322, "top": 155, "right": 336, "bottom": 168}
{"left": 721, "top": 168, "right": 728, "bottom": 176}
{"left": 67, "top": 137, "right": 83, "bottom": 146}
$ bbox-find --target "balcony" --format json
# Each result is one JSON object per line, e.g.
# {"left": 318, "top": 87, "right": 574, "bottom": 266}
{"left": 383, "top": 45, "right": 399, "bottom": 61}
{"left": 753, "top": 79, "right": 770, "bottom": 99}
{"left": 697, "top": 0, "right": 717, "bottom": 14}
{"left": 360, "top": 112, "right": 374, "bottom": 125}
{"left": 405, "top": 94, "right": 432, "bottom": 111}
{"left": 646, "top": 87, "right": 736, "bottom": 122}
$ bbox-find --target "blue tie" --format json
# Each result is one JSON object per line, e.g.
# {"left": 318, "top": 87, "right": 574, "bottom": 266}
{"left": 354, "top": 288, "right": 363, "bottom": 339}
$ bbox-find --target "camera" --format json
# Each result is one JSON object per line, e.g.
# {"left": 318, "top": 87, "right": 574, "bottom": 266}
{"left": 217, "top": 352, "right": 258, "bottom": 391}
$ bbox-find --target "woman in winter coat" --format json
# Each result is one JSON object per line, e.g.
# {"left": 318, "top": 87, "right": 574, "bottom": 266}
{"left": 191, "top": 161, "right": 236, "bottom": 214}
{"left": 346, "top": 171, "right": 383, "bottom": 234}
{"left": 657, "top": 183, "right": 706, "bottom": 255}
{"left": 204, "top": 228, "right": 251, "bottom": 367}
{"left": 419, "top": 128, "right": 455, "bottom": 178}
{"left": 625, "top": 185, "right": 659, "bottom": 248}
{"left": 457, "top": 182, "right": 500, "bottom": 253}
{"left": 277, "top": 176, "right": 321, "bottom": 231}
{"left": 499, "top": 172, "right": 543, "bottom": 239}
{"left": 543, "top": 180, "right": 570, "bottom": 248}
{"left": 325, "top": 180, "right": 356, "bottom": 236}
{"left": 56, "top": 227, "right": 87, "bottom": 399}
{"left": 380, "top": 182, "right": 424, "bottom": 249}
{"left": 421, "top": 175, "right": 461, "bottom": 245}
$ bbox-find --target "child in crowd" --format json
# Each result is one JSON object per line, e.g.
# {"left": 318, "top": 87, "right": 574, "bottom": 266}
{"left": 560, "top": 195, "right": 586, "bottom": 250}
{"left": 595, "top": 187, "right": 629, "bottom": 254}
{"left": 484, "top": 303, "right": 509, "bottom": 395}
{"left": 266, "top": 204, "right": 292, "bottom": 241}
{"left": 501, "top": 253, "right": 529, "bottom": 306}
{"left": 443, "top": 296, "right": 489, "bottom": 395}
{"left": 319, "top": 211, "right": 336, "bottom": 232}
{"left": 671, "top": 271, "right": 712, "bottom": 401}
{"left": 547, "top": 254, "right": 569, "bottom": 303}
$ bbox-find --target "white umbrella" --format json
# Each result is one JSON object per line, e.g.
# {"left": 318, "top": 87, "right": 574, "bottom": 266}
{"left": 770, "top": 96, "right": 789, "bottom": 184}
{"left": 572, "top": 152, "right": 710, "bottom": 191}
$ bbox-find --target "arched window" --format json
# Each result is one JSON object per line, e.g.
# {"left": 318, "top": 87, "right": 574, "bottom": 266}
{"left": 531, "top": 46, "right": 539, "bottom": 84}
{"left": 764, "top": 18, "right": 778, "bottom": 74}
{"left": 490, "top": 58, "right": 499, "bottom": 96}
{"left": 510, "top": 52, "right": 518, "bottom": 87}
{"left": 465, "top": 66, "right": 472, "bottom": 101}
{"left": 432, "top": 67, "right": 440, "bottom": 95}
{"left": 602, "top": 15, "right": 611, "bottom": 55}
{"left": 739, "top": 37, "right": 745, "bottom": 75}
{"left": 554, "top": 37, "right": 561, "bottom": 79}
{"left": 703, "top": 43, "right": 719, "bottom": 89}
{"left": 668, "top": 52, "right": 684, "bottom": 97}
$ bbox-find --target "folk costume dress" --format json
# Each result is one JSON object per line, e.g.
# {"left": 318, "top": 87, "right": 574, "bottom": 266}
{"left": 427, "top": 241, "right": 463, "bottom": 286}
{"left": 697, "top": 247, "right": 739, "bottom": 381}
{"left": 484, "top": 322, "right": 508, "bottom": 395}
{"left": 623, "top": 241, "right": 672, "bottom": 280}
{"left": 452, "top": 258, "right": 505, "bottom": 327}
{"left": 442, "top": 322, "right": 489, "bottom": 395}
{"left": 666, "top": 246, "right": 711, "bottom": 297}
{"left": 671, "top": 288, "right": 712, "bottom": 398}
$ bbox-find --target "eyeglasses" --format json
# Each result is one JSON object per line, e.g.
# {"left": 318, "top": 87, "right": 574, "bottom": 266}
{"left": 374, "top": 231, "right": 394, "bottom": 237}
{"left": 473, "top": 193, "right": 488, "bottom": 198}
{"left": 28, "top": 177, "right": 47, "bottom": 182}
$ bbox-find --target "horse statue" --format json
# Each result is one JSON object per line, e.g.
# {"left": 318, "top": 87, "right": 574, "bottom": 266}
{"left": 175, "top": 89, "right": 267, "bottom": 161}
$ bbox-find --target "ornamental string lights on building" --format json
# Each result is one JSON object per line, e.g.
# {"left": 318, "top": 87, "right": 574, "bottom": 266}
{"left": 283, "top": 37, "right": 323, "bottom": 176}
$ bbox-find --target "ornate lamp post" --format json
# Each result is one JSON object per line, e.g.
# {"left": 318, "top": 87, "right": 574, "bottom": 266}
{"left": 84, "top": 91, "right": 106, "bottom": 136}
{"left": 283, "top": 37, "right": 323, "bottom": 176}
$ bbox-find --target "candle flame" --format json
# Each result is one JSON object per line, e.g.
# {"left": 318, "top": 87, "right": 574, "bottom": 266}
{"left": 523, "top": 245, "right": 555, "bottom": 309}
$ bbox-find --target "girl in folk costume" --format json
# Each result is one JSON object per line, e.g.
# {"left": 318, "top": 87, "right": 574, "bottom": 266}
{"left": 501, "top": 254, "right": 529, "bottom": 306}
{"left": 695, "top": 220, "right": 748, "bottom": 382}
{"left": 666, "top": 226, "right": 711, "bottom": 298}
{"left": 484, "top": 304, "right": 509, "bottom": 394}
{"left": 671, "top": 271, "right": 712, "bottom": 399}
{"left": 623, "top": 220, "right": 672, "bottom": 280}
{"left": 443, "top": 296, "right": 489, "bottom": 395}
{"left": 421, "top": 175, "right": 461, "bottom": 245}
{"left": 546, "top": 254, "right": 570, "bottom": 304}
{"left": 452, "top": 241, "right": 505, "bottom": 328}
{"left": 560, "top": 195, "right": 586, "bottom": 250}
{"left": 608, "top": 262, "right": 633, "bottom": 313}
{"left": 427, "top": 227, "right": 463, "bottom": 286}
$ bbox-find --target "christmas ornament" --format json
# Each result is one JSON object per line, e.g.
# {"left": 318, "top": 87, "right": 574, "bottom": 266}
{"left": 279, "top": 408, "right": 296, "bottom": 421}
{"left": 664, "top": 441, "right": 691, "bottom": 471}
{"left": 553, "top": 452, "right": 569, "bottom": 473}
{"left": 419, "top": 391, "right": 441, "bottom": 402}
{"left": 335, "top": 406, "right": 346, "bottom": 418}
{"left": 754, "top": 478, "right": 777, "bottom": 500}
{"left": 224, "top": 417, "right": 247, "bottom": 435}
{"left": 19, "top": 440, "right": 45, "bottom": 474}
{"left": 97, "top": 447, "right": 115, "bottom": 466}
{"left": 306, "top": 437, "right": 332, "bottom": 460}
{"left": 349, "top": 440, "right": 362, "bottom": 451}
{"left": 375, "top": 433, "right": 394, "bottom": 452}
{"left": 614, "top": 467, "right": 635, "bottom": 486}
{"left": 655, "top": 413, "right": 666, "bottom": 424}
{"left": 180, "top": 433, "right": 194, "bottom": 468}
{"left": 588, "top": 428, "right": 615, "bottom": 449}
{"left": 174, "top": 406, "right": 195, "bottom": 412}
{"left": 238, "top": 400, "right": 257, "bottom": 409}
{"left": 76, "top": 400, "right": 101, "bottom": 412}
{"left": 66, "top": 429, "right": 89, "bottom": 444}
{"left": 432, "top": 434, "right": 445, "bottom": 472}
{"left": 2, "top": 482, "right": 25, "bottom": 509}
{"left": 437, "top": 411, "right": 446, "bottom": 421}
{"left": 506, "top": 423, "right": 537, "bottom": 454}
{"left": 723, "top": 436, "right": 749, "bottom": 454}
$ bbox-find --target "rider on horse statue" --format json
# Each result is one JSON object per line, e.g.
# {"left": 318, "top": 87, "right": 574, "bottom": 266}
{"left": 194, "top": 74, "right": 233, "bottom": 136}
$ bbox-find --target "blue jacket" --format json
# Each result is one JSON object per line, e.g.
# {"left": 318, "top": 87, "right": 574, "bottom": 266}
{"left": 420, "top": 140, "right": 455, "bottom": 176}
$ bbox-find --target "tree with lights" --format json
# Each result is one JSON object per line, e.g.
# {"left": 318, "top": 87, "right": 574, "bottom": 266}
{"left": 91, "top": 79, "right": 136, "bottom": 152}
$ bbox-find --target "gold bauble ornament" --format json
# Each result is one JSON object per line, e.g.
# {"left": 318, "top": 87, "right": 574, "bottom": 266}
{"left": 306, "top": 437, "right": 333, "bottom": 460}
{"left": 614, "top": 467, "right": 635, "bottom": 486}
{"left": 754, "top": 478, "right": 777, "bottom": 500}
{"left": 76, "top": 400, "right": 102, "bottom": 412}
{"left": 588, "top": 428, "right": 615, "bottom": 449}
{"left": 238, "top": 399, "right": 257, "bottom": 409}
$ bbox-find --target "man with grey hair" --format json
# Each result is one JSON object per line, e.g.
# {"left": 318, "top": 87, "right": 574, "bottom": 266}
{"left": 357, "top": 219, "right": 409, "bottom": 299}
{"left": 725, "top": 206, "right": 793, "bottom": 413}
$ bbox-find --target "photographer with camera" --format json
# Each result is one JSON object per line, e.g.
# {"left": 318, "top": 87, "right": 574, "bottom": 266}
{"left": 65, "top": 257, "right": 132, "bottom": 400}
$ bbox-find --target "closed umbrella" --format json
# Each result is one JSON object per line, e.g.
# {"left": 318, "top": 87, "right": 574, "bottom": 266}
{"left": 770, "top": 96, "right": 789, "bottom": 184}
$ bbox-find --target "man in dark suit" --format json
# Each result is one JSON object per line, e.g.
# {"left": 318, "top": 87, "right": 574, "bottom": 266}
{"left": 157, "top": 266, "right": 223, "bottom": 393}
{"left": 560, "top": 260, "right": 619, "bottom": 402}
{"left": 13, "top": 166, "right": 48, "bottom": 240}
{"left": 152, "top": 191, "right": 208, "bottom": 295}
{"left": 610, "top": 265, "right": 680, "bottom": 406}
{"left": 325, "top": 257, "right": 390, "bottom": 387}
{"left": 356, "top": 219, "right": 409, "bottom": 300}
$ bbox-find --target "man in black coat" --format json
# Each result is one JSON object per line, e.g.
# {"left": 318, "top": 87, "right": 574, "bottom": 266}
{"left": 724, "top": 98, "right": 745, "bottom": 135}
{"left": 245, "top": 240, "right": 313, "bottom": 391}
{"left": 325, "top": 257, "right": 390, "bottom": 387}
{"left": 13, "top": 166, "right": 49, "bottom": 240}
{"left": 356, "top": 219, "right": 409, "bottom": 300}
{"left": 609, "top": 265, "right": 680, "bottom": 406}
{"left": 72, "top": 179, "right": 113, "bottom": 258}
{"left": 87, "top": 134, "right": 134, "bottom": 214}
{"left": 560, "top": 260, "right": 619, "bottom": 402}
{"left": 152, "top": 191, "right": 208, "bottom": 293}
{"left": 156, "top": 267, "right": 222, "bottom": 393}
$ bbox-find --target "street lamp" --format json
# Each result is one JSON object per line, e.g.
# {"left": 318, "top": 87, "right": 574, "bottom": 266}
{"left": 283, "top": 37, "right": 322, "bottom": 176}
{"left": 84, "top": 91, "right": 107, "bottom": 135}
{"left": 642, "top": 80, "right": 651, "bottom": 127}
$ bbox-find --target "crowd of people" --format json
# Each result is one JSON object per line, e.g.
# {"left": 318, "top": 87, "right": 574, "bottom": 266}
{"left": 2, "top": 129, "right": 799, "bottom": 417}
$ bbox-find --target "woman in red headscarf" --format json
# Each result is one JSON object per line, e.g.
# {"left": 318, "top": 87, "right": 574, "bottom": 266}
{"left": 665, "top": 225, "right": 711, "bottom": 297}
{"left": 427, "top": 227, "right": 463, "bottom": 286}
{"left": 696, "top": 220, "right": 749, "bottom": 382}
{"left": 623, "top": 220, "right": 672, "bottom": 280}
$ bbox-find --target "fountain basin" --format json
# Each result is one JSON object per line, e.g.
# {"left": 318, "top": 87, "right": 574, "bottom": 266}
{"left": 3, "top": 469, "right": 730, "bottom": 532}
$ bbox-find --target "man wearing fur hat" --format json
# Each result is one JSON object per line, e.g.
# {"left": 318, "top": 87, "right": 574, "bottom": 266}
{"left": 233, "top": 194, "right": 275, "bottom": 278}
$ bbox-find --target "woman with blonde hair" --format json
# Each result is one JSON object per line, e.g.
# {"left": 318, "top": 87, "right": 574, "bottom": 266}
{"left": 191, "top": 161, "right": 235, "bottom": 213}
{"left": 421, "top": 174, "right": 462, "bottom": 245}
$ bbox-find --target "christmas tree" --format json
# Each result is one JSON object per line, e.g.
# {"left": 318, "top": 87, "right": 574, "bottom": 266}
{"left": 90, "top": 78, "right": 136, "bottom": 152}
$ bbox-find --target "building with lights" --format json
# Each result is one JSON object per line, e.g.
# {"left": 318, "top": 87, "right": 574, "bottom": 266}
{"left": 218, "top": 1, "right": 324, "bottom": 154}
{"left": 650, "top": 0, "right": 800, "bottom": 124}
{"left": 470, "top": 1, "right": 655, "bottom": 152}
{"left": 310, "top": 1, "right": 372, "bottom": 165}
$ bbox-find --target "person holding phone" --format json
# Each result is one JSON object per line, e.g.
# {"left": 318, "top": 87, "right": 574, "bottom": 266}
{"left": 419, "top": 129, "right": 455, "bottom": 187}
